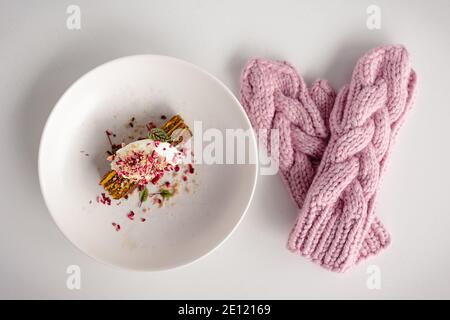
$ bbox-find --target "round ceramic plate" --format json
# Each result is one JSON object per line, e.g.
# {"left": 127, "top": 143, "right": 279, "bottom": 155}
{"left": 39, "top": 55, "right": 258, "bottom": 271}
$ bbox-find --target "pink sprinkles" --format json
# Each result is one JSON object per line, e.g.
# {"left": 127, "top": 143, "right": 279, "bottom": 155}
{"left": 97, "top": 193, "right": 111, "bottom": 205}
{"left": 127, "top": 211, "right": 135, "bottom": 220}
{"left": 114, "top": 148, "right": 173, "bottom": 186}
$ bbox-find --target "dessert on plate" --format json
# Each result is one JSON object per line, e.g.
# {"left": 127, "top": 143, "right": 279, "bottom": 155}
{"left": 100, "top": 115, "right": 192, "bottom": 199}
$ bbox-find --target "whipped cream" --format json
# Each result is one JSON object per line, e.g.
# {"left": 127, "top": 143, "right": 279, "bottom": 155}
{"left": 110, "top": 139, "right": 183, "bottom": 183}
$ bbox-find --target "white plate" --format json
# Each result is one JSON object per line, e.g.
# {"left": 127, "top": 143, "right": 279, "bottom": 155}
{"left": 38, "top": 55, "right": 258, "bottom": 271}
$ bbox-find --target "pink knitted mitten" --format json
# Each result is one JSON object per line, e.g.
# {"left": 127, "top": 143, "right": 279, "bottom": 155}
{"left": 241, "top": 59, "right": 336, "bottom": 209}
{"left": 240, "top": 45, "right": 417, "bottom": 272}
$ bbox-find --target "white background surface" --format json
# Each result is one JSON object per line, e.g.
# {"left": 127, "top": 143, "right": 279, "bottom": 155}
{"left": 1, "top": 0, "right": 449, "bottom": 299}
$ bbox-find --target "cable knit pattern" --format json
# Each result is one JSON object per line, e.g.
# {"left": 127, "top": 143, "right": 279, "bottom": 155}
{"left": 240, "top": 45, "right": 417, "bottom": 272}
{"left": 241, "top": 59, "right": 335, "bottom": 208}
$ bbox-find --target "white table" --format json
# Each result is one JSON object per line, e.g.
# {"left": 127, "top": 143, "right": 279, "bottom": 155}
{"left": 1, "top": 0, "right": 449, "bottom": 299}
